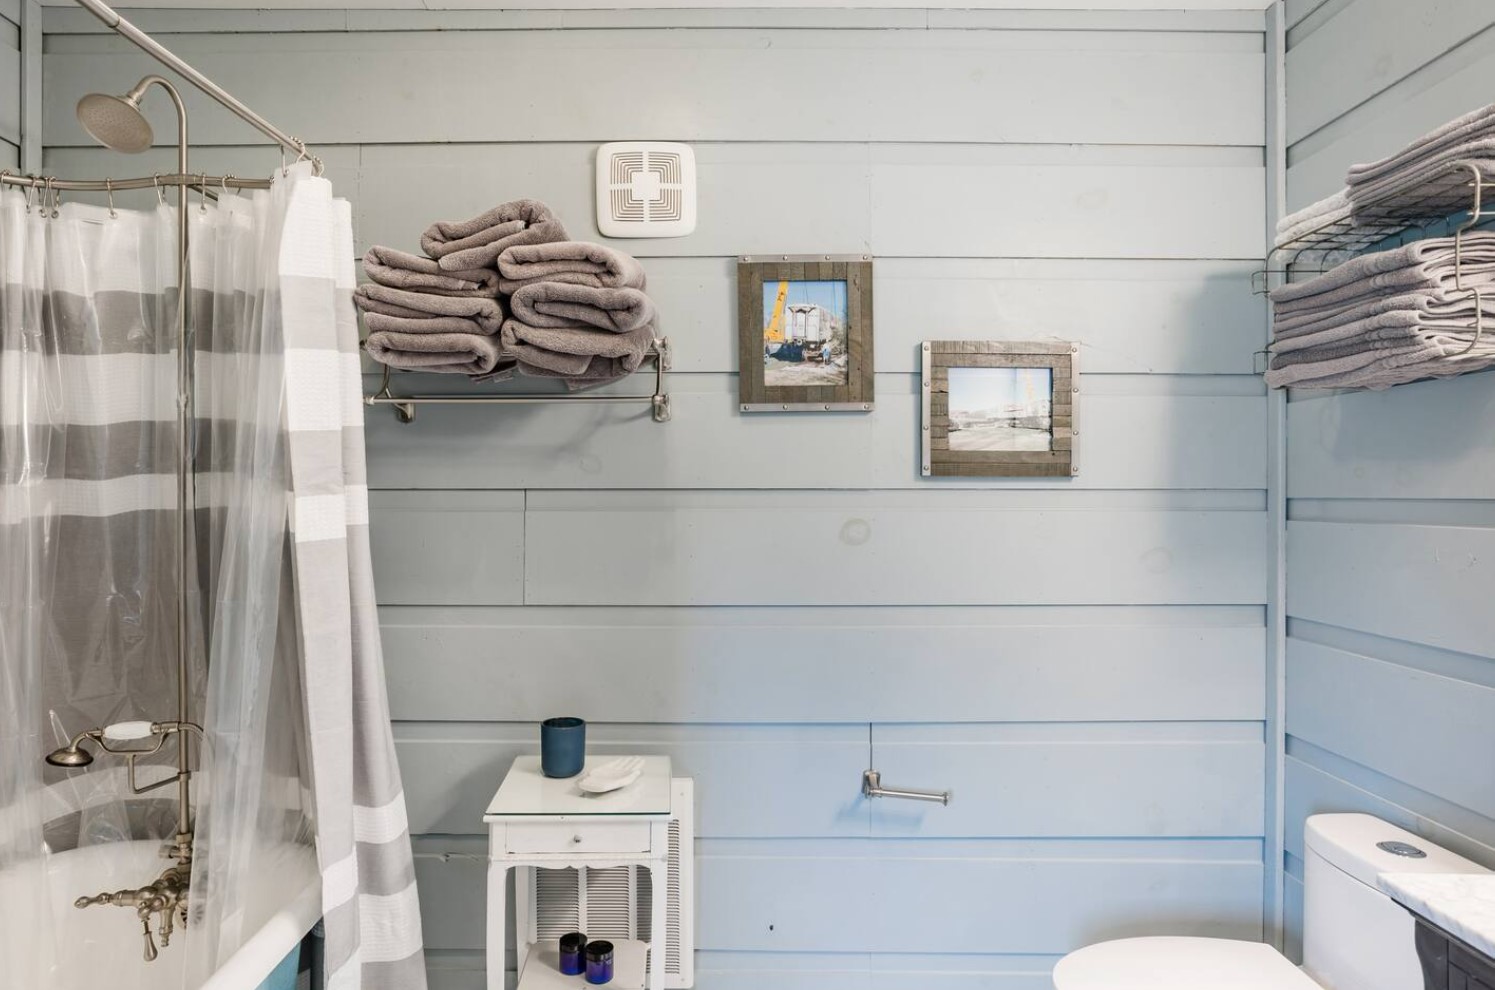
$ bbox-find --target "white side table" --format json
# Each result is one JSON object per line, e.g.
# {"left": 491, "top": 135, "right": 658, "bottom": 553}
{"left": 484, "top": 755, "right": 673, "bottom": 990}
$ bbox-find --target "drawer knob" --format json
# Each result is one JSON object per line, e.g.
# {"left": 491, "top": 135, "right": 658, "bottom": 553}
{"left": 572, "top": 835, "right": 583, "bottom": 844}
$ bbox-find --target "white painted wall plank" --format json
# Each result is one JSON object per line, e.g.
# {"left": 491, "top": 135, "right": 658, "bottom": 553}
{"left": 1283, "top": 751, "right": 1495, "bottom": 870}
{"left": 365, "top": 378, "right": 1267, "bottom": 492}
{"left": 524, "top": 492, "right": 1268, "bottom": 607}
{"left": 1285, "top": 0, "right": 1494, "bottom": 146}
{"left": 41, "top": 141, "right": 1264, "bottom": 261}
{"left": 351, "top": 257, "right": 1257, "bottom": 377}
{"left": 41, "top": 30, "right": 1265, "bottom": 147}
{"left": 1286, "top": 521, "right": 1495, "bottom": 658}
{"left": 1285, "top": 374, "right": 1495, "bottom": 500}
{"left": 414, "top": 837, "right": 1264, "bottom": 955}
{"left": 380, "top": 605, "right": 1268, "bottom": 724}
{"left": 0, "top": 43, "right": 19, "bottom": 144}
{"left": 42, "top": 8, "right": 1268, "bottom": 34}
{"left": 871, "top": 722, "right": 1265, "bottom": 837}
{"left": 1286, "top": 638, "right": 1495, "bottom": 819}
{"left": 395, "top": 723, "right": 869, "bottom": 838}
{"left": 368, "top": 491, "right": 525, "bottom": 606}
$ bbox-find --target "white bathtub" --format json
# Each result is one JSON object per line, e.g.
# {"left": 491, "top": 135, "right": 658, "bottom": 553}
{"left": 3, "top": 840, "right": 320, "bottom": 990}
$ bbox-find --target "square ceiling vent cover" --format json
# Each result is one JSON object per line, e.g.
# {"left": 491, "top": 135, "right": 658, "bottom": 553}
{"left": 596, "top": 142, "right": 697, "bottom": 238}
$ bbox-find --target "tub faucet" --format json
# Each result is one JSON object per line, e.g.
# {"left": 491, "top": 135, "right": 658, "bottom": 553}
{"left": 75, "top": 863, "right": 190, "bottom": 962}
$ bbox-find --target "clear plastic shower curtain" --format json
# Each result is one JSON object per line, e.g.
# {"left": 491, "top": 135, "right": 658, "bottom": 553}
{"left": 0, "top": 179, "right": 314, "bottom": 988}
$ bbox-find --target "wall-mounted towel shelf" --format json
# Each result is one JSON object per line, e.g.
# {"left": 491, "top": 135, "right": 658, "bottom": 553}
{"left": 365, "top": 338, "right": 673, "bottom": 424}
{"left": 1256, "top": 160, "right": 1495, "bottom": 290}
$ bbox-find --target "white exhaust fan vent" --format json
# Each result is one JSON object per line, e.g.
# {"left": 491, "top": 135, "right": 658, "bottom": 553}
{"left": 596, "top": 142, "right": 697, "bottom": 239}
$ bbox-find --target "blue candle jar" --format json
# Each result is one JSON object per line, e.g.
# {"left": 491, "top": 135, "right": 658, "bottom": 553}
{"left": 558, "top": 933, "right": 587, "bottom": 976}
{"left": 584, "top": 940, "right": 614, "bottom": 985}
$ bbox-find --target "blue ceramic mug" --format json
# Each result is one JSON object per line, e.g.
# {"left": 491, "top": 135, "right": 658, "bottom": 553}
{"left": 541, "top": 717, "right": 586, "bottom": 778}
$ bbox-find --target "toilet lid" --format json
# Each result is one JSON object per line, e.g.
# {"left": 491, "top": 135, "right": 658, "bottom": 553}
{"left": 1053, "top": 937, "right": 1322, "bottom": 990}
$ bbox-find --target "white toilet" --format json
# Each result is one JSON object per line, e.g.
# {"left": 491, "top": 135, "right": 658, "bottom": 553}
{"left": 1054, "top": 814, "right": 1490, "bottom": 990}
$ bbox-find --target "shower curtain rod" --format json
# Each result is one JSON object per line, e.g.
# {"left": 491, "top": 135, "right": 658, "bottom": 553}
{"left": 71, "top": 0, "right": 319, "bottom": 170}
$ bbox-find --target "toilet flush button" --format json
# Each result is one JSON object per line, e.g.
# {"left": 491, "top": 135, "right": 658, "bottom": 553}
{"left": 1377, "top": 840, "right": 1428, "bottom": 858}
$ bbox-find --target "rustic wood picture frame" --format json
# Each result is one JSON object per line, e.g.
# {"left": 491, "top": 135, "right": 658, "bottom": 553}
{"left": 738, "top": 255, "right": 875, "bottom": 412}
{"left": 921, "top": 341, "right": 1079, "bottom": 478}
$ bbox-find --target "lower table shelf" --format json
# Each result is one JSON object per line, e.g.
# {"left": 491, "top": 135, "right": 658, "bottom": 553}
{"left": 516, "top": 939, "right": 650, "bottom": 990}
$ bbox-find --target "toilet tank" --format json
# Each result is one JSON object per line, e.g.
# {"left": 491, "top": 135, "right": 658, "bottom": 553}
{"left": 1303, "top": 814, "right": 1489, "bottom": 990}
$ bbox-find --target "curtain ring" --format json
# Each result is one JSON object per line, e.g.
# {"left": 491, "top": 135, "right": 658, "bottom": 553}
{"left": 105, "top": 178, "right": 117, "bottom": 219}
{"left": 23, "top": 176, "right": 35, "bottom": 214}
{"left": 43, "top": 176, "right": 58, "bottom": 219}
{"left": 280, "top": 149, "right": 288, "bottom": 178}
{"left": 154, "top": 173, "right": 166, "bottom": 206}
{"left": 221, "top": 173, "right": 232, "bottom": 196}
{"left": 198, "top": 172, "right": 208, "bottom": 213}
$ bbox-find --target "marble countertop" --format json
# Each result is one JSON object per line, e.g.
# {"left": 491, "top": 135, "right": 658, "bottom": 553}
{"left": 1380, "top": 872, "right": 1495, "bottom": 959}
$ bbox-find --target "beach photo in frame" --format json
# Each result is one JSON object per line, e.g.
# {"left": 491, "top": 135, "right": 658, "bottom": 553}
{"left": 921, "top": 341, "right": 1078, "bottom": 477}
{"left": 738, "top": 255, "right": 874, "bottom": 412}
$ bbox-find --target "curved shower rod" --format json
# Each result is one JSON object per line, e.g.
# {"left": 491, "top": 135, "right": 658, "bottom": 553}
{"left": 70, "top": 0, "right": 319, "bottom": 171}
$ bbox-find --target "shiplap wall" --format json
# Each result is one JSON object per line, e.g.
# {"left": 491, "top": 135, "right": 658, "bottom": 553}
{"left": 1282, "top": 0, "right": 1495, "bottom": 960}
{"left": 41, "top": 8, "right": 1270, "bottom": 988}
{"left": 1, "top": 0, "right": 21, "bottom": 169}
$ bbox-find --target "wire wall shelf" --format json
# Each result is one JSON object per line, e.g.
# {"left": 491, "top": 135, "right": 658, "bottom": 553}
{"left": 1256, "top": 160, "right": 1495, "bottom": 290}
{"left": 365, "top": 337, "right": 673, "bottom": 424}
{"left": 1255, "top": 160, "right": 1495, "bottom": 387}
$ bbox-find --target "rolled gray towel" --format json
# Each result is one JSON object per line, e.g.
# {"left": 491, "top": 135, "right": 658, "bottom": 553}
{"left": 497, "top": 241, "right": 647, "bottom": 294}
{"left": 420, "top": 199, "right": 568, "bottom": 272}
{"left": 364, "top": 330, "right": 511, "bottom": 377}
{"left": 508, "top": 282, "right": 656, "bottom": 333}
{"left": 354, "top": 283, "right": 505, "bottom": 335}
{"left": 363, "top": 245, "right": 500, "bottom": 298}
{"left": 501, "top": 319, "right": 656, "bottom": 379}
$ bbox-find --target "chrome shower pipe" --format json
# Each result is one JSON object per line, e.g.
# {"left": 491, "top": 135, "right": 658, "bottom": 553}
{"left": 133, "top": 73, "right": 195, "bottom": 862}
{"left": 71, "top": 0, "right": 313, "bottom": 164}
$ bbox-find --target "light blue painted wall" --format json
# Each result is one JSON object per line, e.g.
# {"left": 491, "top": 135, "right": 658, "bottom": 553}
{"left": 1282, "top": 0, "right": 1495, "bottom": 960}
{"left": 0, "top": 0, "right": 21, "bottom": 169}
{"left": 40, "top": 8, "right": 1271, "bottom": 988}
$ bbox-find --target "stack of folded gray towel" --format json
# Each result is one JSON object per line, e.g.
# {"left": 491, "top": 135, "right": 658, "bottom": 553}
{"left": 355, "top": 200, "right": 658, "bottom": 388}
{"left": 1276, "top": 102, "right": 1495, "bottom": 247}
{"left": 1265, "top": 232, "right": 1495, "bottom": 389}
{"left": 496, "top": 241, "right": 658, "bottom": 388}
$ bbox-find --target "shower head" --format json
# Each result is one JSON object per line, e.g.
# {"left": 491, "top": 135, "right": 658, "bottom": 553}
{"left": 76, "top": 79, "right": 156, "bottom": 154}
{"left": 45, "top": 740, "right": 96, "bottom": 768}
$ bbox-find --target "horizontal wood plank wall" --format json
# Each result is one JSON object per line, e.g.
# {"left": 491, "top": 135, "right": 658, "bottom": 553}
{"left": 42, "top": 9, "right": 1270, "bottom": 988}
{"left": 1283, "top": 0, "right": 1495, "bottom": 960}
{"left": 0, "top": 0, "right": 19, "bottom": 159}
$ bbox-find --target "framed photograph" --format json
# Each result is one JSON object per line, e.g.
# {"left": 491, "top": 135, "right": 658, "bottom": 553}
{"left": 921, "top": 341, "right": 1078, "bottom": 478}
{"left": 738, "top": 255, "right": 874, "bottom": 412}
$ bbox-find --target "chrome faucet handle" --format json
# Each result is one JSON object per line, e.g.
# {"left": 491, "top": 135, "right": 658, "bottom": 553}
{"left": 139, "top": 911, "right": 159, "bottom": 962}
{"left": 75, "top": 891, "right": 116, "bottom": 909}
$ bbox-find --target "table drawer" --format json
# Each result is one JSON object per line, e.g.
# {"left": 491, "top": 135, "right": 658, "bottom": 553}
{"left": 503, "top": 821, "right": 652, "bottom": 855}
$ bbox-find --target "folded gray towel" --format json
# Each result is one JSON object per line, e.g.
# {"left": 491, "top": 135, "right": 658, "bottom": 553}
{"left": 497, "top": 241, "right": 647, "bottom": 294}
{"left": 516, "top": 356, "right": 636, "bottom": 390}
{"left": 502, "top": 319, "right": 656, "bottom": 383}
{"left": 364, "top": 329, "right": 512, "bottom": 377}
{"left": 420, "top": 199, "right": 568, "bottom": 272}
{"left": 508, "top": 282, "right": 656, "bottom": 333}
{"left": 363, "top": 245, "right": 501, "bottom": 298}
{"left": 354, "top": 283, "right": 505, "bottom": 335}
{"left": 1275, "top": 190, "right": 1351, "bottom": 246}
{"left": 1348, "top": 103, "right": 1495, "bottom": 186}
{"left": 1274, "top": 294, "right": 1495, "bottom": 348}
{"left": 1347, "top": 140, "right": 1495, "bottom": 216}
{"left": 1271, "top": 234, "right": 1495, "bottom": 311}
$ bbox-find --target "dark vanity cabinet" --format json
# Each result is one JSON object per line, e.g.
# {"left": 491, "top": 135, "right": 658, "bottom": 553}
{"left": 1416, "top": 918, "right": 1495, "bottom": 990}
